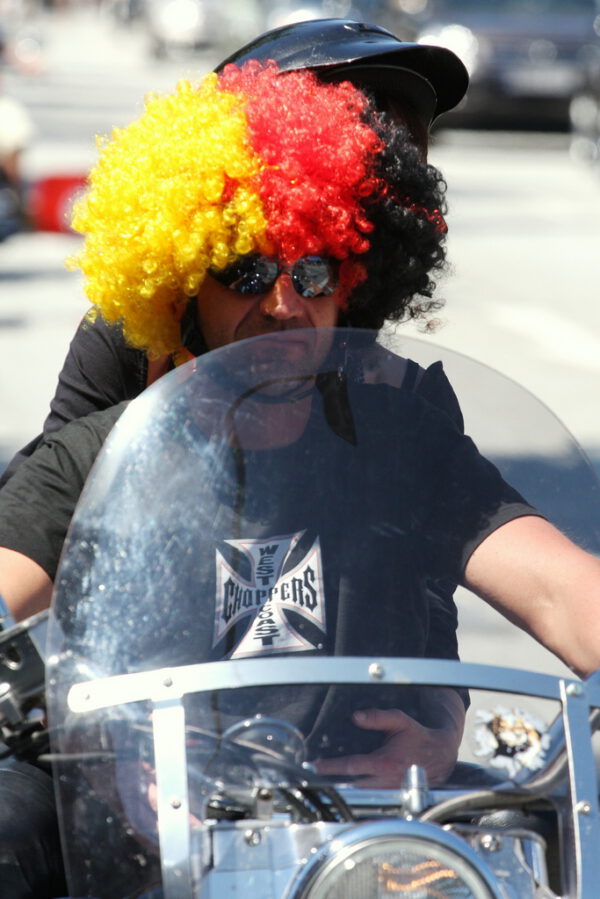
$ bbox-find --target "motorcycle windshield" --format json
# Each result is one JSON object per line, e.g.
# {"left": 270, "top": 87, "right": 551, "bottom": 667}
{"left": 46, "top": 329, "right": 600, "bottom": 899}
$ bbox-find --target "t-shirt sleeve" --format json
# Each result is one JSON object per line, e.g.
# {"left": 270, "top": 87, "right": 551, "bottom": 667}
{"left": 43, "top": 313, "right": 146, "bottom": 435}
{"left": 0, "top": 315, "right": 145, "bottom": 488}
{"left": 422, "top": 413, "right": 542, "bottom": 582}
{"left": 0, "top": 403, "right": 127, "bottom": 580}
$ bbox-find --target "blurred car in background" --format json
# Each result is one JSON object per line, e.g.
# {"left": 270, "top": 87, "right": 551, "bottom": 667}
{"left": 144, "top": 0, "right": 225, "bottom": 57}
{"left": 263, "top": 0, "right": 401, "bottom": 34}
{"left": 568, "top": 42, "right": 600, "bottom": 161}
{"left": 410, "top": 0, "right": 600, "bottom": 130}
{"left": 143, "top": 0, "right": 265, "bottom": 58}
{"left": 105, "top": 0, "right": 147, "bottom": 27}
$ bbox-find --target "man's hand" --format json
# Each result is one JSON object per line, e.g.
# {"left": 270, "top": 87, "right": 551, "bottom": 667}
{"left": 313, "top": 706, "right": 460, "bottom": 788}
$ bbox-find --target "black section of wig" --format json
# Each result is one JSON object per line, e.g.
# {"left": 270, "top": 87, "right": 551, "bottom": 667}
{"left": 346, "top": 104, "right": 448, "bottom": 330}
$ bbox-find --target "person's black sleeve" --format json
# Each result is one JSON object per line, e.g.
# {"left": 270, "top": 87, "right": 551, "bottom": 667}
{"left": 423, "top": 417, "right": 541, "bottom": 582}
{"left": 0, "top": 315, "right": 146, "bottom": 487}
{"left": 0, "top": 403, "right": 128, "bottom": 580}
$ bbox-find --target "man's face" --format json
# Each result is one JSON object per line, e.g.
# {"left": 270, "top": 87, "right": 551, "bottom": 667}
{"left": 196, "top": 268, "right": 341, "bottom": 352}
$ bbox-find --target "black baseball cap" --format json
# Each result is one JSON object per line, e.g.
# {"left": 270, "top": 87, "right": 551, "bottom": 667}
{"left": 215, "top": 18, "right": 469, "bottom": 127}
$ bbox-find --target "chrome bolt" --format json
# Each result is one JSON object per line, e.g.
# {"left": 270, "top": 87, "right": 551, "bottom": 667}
{"left": 245, "top": 829, "right": 262, "bottom": 847}
{"left": 170, "top": 797, "right": 182, "bottom": 810}
{"left": 479, "top": 833, "right": 501, "bottom": 852}
{"left": 566, "top": 682, "right": 583, "bottom": 697}
{"left": 368, "top": 663, "right": 384, "bottom": 680}
{"left": 163, "top": 676, "right": 173, "bottom": 688}
{"left": 576, "top": 801, "right": 592, "bottom": 816}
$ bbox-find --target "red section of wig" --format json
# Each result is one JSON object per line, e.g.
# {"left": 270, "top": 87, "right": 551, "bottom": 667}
{"left": 218, "top": 62, "right": 383, "bottom": 270}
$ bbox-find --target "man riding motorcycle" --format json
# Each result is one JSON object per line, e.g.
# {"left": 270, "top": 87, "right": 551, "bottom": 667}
{"left": 2, "top": 19, "right": 600, "bottom": 899}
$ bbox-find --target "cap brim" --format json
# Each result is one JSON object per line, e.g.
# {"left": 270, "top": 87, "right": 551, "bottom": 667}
{"left": 319, "top": 64, "right": 438, "bottom": 127}
{"left": 314, "top": 43, "right": 468, "bottom": 121}
{"left": 215, "top": 20, "right": 469, "bottom": 122}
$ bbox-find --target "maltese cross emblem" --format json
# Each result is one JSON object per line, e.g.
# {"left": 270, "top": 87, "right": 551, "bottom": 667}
{"left": 213, "top": 531, "right": 326, "bottom": 658}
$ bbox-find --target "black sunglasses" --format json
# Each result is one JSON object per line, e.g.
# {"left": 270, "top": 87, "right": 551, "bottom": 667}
{"left": 210, "top": 254, "right": 338, "bottom": 298}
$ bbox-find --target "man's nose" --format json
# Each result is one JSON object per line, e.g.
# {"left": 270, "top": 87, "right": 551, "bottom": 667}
{"left": 259, "top": 274, "right": 303, "bottom": 320}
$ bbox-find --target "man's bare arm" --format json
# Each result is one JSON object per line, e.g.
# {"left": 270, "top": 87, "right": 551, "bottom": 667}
{"left": 0, "top": 547, "right": 53, "bottom": 622}
{"left": 464, "top": 515, "right": 600, "bottom": 679}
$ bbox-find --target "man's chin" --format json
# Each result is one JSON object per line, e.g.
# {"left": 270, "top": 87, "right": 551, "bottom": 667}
{"left": 231, "top": 329, "right": 333, "bottom": 398}
{"left": 250, "top": 329, "right": 334, "bottom": 369}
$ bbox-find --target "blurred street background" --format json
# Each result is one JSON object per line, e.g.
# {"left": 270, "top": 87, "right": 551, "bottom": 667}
{"left": 2, "top": 0, "right": 600, "bottom": 678}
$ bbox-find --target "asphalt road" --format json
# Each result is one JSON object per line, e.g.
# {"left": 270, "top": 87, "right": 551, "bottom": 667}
{"left": 2, "top": 7, "right": 600, "bottom": 685}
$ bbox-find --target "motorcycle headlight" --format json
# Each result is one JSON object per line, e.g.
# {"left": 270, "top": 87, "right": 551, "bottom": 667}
{"left": 291, "top": 821, "right": 499, "bottom": 899}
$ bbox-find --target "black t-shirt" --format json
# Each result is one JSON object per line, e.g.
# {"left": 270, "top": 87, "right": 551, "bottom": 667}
{"left": 0, "top": 316, "right": 469, "bottom": 697}
{"left": 34, "top": 383, "right": 536, "bottom": 755}
{"left": 0, "top": 370, "right": 536, "bottom": 732}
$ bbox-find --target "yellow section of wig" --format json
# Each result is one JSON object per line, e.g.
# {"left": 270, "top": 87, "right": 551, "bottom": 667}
{"left": 67, "top": 75, "right": 268, "bottom": 357}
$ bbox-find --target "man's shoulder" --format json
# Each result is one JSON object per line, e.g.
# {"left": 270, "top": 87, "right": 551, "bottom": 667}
{"left": 22, "top": 402, "right": 132, "bottom": 492}
{"left": 47, "top": 401, "right": 130, "bottom": 454}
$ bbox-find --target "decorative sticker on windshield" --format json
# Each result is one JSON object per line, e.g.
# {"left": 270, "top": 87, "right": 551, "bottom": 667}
{"left": 213, "top": 531, "right": 326, "bottom": 658}
{"left": 473, "top": 706, "right": 550, "bottom": 778}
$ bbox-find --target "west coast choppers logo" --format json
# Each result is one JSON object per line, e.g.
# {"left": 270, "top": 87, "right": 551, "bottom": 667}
{"left": 213, "top": 531, "right": 326, "bottom": 658}
{"left": 474, "top": 706, "right": 551, "bottom": 778}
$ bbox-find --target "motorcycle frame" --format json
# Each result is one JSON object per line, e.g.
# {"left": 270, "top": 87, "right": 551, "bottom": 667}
{"left": 65, "top": 656, "right": 600, "bottom": 899}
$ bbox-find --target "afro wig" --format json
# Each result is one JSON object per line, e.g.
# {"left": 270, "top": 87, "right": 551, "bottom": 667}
{"left": 68, "top": 63, "right": 448, "bottom": 358}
